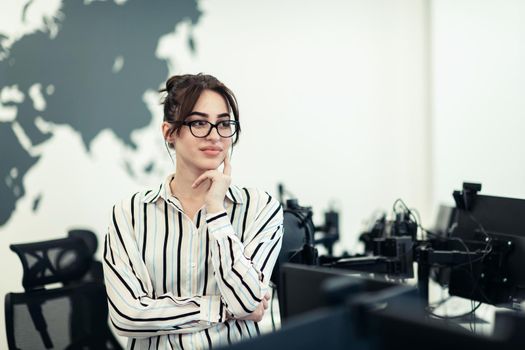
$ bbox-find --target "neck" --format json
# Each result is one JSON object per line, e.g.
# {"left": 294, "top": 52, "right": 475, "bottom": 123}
{"left": 170, "top": 164, "right": 208, "bottom": 202}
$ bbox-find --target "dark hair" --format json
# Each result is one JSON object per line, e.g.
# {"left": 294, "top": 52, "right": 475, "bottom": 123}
{"left": 160, "top": 73, "right": 240, "bottom": 146}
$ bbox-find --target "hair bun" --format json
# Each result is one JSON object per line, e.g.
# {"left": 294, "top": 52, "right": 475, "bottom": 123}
{"left": 165, "top": 75, "right": 179, "bottom": 93}
{"left": 165, "top": 74, "right": 198, "bottom": 93}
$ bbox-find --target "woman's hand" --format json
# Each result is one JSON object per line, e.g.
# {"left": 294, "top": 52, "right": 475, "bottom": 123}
{"left": 238, "top": 291, "right": 271, "bottom": 322}
{"left": 192, "top": 152, "right": 232, "bottom": 213}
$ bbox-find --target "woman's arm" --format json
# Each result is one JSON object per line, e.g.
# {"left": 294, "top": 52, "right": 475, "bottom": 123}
{"left": 191, "top": 155, "right": 284, "bottom": 318}
{"left": 103, "top": 201, "right": 226, "bottom": 338}
{"left": 206, "top": 190, "right": 283, "bottom": 318}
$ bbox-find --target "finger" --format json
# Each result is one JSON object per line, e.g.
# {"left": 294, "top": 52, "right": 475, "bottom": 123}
{"left": 192, "top": 171, "right": 215, "bottom": 188}
{"left": 223, "top": 151, "right": 232, "bottom": 176}
{"left": 263, "top": 299, "right": 269, "bottom": 310}
{"left": 259, "top": 302, "right": 265, "bottom": 313}
{"left": 265, "top": 291, "right": 271, "bottom": 300}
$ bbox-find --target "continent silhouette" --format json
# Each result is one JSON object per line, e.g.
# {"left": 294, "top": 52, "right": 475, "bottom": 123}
{"left": 0, "top": 0, "right": 201, "bottom": 225}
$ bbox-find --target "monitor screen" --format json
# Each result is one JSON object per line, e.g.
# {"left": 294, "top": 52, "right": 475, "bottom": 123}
{"left": 279, "top": 263, "right": 398, "bottom": 321}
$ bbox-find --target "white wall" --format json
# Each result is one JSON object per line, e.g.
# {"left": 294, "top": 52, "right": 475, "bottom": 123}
{"left": 431, "top": 0, "right": 525, "bottom": 206}
{"left": 186, "top": 0, "right": 432, "bottom": 248}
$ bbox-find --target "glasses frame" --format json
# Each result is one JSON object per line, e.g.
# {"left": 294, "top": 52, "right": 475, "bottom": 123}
{"left": 180, "top": 119, "right": 239, "bottom": 138}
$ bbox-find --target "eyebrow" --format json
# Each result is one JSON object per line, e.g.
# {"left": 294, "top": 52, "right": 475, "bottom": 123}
{"left": 188, "top": 111, "right": 230, "bottom": 118}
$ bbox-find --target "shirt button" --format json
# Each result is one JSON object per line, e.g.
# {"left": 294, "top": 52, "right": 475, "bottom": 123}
{"left": 191, "top": 263, "right": 196, "bottom": 268}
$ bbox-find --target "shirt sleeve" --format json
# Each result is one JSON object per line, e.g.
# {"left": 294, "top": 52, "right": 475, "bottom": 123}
{"left": 206, "top": 190, "right": 283, "bottom": 318}
{"left": 103, "top": 200, "right": 227, "bottom": 338}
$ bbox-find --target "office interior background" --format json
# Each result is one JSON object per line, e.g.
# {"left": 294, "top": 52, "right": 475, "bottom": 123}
{"left": 1, "top": 0, "right": 524, "bottom": 347}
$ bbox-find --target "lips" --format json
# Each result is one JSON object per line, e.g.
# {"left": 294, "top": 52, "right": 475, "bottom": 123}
{"left": 200, "top": 146, "right": 222, "bottom": 151}
{"left": 200, "top": 146, "right": 222, "bottom": 156}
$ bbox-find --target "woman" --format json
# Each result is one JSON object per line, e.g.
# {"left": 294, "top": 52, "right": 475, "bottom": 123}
{"left": 103, "top": 74, "right": 284, "bottom": 349}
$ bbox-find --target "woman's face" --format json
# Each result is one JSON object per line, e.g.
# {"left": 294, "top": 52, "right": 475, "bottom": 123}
{"left": 165, "top": 89, "right": 233, "bottom": 173}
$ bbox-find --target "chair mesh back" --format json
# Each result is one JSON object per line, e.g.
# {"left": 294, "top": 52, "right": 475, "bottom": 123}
{"left": 5, "top": 230, "right": 122, "bottom": 350}
{"left": 6, "top": 283, "right": 121, "bottom": 350}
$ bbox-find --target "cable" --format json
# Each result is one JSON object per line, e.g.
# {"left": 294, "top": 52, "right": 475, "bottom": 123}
{"left": 286, "top": 248, "right": 304, "bottom": 263}
{"left": 451, "top": 212, "right": 494, "bottom": 305}
{"left": 422, "top": 220, "right": 493, "bottom": 304}
{"left": 164, "top": 141, "right": 175, "bottom": 164}
{"left": 428, "top": 295, "right": 452, "bottom": 308}
{"left": 391, "top": 198, "right": 423, "bottom": 240}
{"left": 387, "top": 198, "right": 496, "bottom": 325}
{"left": 427, "top": 301, "right": 482, "bottom": 320}
{"left": 284, "top": 209, "right": 315, "bottom": 246}
{"left": 392, "top": 198, "right": 493, "bottom": 321}
{"left": 440, "top": 213, "right": 494, "bottom": 316}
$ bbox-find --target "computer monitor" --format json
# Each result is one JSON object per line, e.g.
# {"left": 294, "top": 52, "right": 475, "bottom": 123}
{"left": 225, "top": 292, "right": 523, "bottom": 350}
{"left": 278, "top": 263, "right": 399, "bottom": 321}
{"left": 448, "top": 193, "right": 525, "bottom": 306}
{"left": 228, "top": 263, "right": 525, "bottom": 350}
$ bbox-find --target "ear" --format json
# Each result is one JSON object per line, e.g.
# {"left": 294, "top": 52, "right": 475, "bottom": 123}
{"left": 162, "top": 122, "right": 175, "bottom": 146}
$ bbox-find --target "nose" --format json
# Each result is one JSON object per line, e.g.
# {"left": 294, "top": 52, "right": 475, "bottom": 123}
{"left": 206, "top": 125, "right": 221, "bottom": 141}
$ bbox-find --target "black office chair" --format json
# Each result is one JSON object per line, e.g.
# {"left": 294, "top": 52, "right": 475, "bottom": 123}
{"left": 4, "top": 230, "right": 122, "bottom": 350}
{"left": 270, "top": 200, "right": 319, "bottom": 324}
{"left": 271, "top": 200, "right": 318, "bottom": 286}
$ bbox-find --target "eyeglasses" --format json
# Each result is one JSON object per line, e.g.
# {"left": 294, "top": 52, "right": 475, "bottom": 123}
{"left": 181, "top": 120, "right": 239, "bottom": 138}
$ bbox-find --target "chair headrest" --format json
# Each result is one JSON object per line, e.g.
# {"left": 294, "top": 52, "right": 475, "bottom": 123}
{"left": 10, "top": 230, "right": 98, "bottom": 290}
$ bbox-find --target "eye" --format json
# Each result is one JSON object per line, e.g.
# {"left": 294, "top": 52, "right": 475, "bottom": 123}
{"left": 190, "top": 120, "right": 209, "bottom": 128}
{"left": 218, "top": 120, "right": 234, "bottom": 128}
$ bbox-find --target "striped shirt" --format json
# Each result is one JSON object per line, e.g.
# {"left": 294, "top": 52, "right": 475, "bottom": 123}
{"left": 103, "top": 174, "right": 284, "bottom": 350}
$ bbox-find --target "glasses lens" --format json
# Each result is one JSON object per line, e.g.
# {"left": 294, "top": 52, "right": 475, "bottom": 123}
{"left": 217, "top": 120, "right": 237, "bottom": 138}
{"left": 189, "top": 120, "right": 211, "bottom": 137}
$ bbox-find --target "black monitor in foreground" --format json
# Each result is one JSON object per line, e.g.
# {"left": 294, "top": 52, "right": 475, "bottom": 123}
{"left": 448, "top": 191, "right": 525, "bottom": 306}
{"left": 278, "top": 263, "right": 399, "bottom": 321}
{"left": 226, "top": 262, "right": 525, "bottom": 350}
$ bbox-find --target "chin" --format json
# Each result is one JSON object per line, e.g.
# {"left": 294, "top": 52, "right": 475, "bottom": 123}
{"left": 197, "top": 160, "right": 222, "bottom": 171}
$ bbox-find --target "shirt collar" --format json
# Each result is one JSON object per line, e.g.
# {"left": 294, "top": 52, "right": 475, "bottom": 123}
{"left": 141, "top": 173, "right": 243, "bottom": 205}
